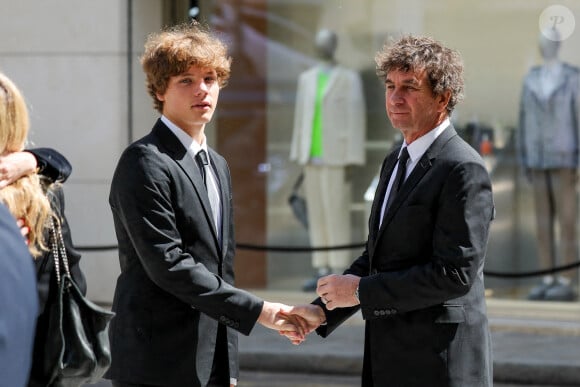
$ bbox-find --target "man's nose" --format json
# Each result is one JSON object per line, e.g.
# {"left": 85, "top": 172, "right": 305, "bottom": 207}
{"left": 195, "top": 81, "right": 208, "bottom": 95}
{"left": 387, "top": 90, "right": 403, "bottom": 105}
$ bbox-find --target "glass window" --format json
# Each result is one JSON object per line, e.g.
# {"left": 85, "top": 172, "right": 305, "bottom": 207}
{"left": 199, "top": 0, "right": 580, "bottom": 303}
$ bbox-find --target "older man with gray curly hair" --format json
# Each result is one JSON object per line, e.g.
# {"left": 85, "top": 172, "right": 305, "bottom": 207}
{"left": 283, "top": 34, "right": 495, "bottom": 387}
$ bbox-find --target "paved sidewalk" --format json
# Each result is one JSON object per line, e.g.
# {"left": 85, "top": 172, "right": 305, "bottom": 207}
{"left": 239, "top": 291, "right": 580, "bottom": 386}
{"left": 89, "top": 292, "right": 580, "bottom": 386}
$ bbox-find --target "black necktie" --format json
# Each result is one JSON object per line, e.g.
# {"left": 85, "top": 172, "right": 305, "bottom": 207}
{"left": 195, "top": 150, "right": 209, "bottom": 184}
{"left": 384, "top": 147, "right": 410, "bottom": 211}
{"left": 195, "top": 150, "right": 221, "bottom": 235}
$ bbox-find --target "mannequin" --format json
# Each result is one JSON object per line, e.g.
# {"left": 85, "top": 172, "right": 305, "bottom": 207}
{"left": 518, "top": 28, "right": 580, "bottom": 301}
{"left": 290, "top": 29, "right": 366, "bottom": 291}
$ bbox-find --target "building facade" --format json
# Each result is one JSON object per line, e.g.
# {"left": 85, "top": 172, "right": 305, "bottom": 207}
{"left": 1, "top": 0, "right": 579, "bottom": 306}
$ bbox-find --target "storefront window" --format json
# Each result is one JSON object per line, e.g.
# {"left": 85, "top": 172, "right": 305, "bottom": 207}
{"left": 200, "top": 0, "right": 580, "bottom": 302}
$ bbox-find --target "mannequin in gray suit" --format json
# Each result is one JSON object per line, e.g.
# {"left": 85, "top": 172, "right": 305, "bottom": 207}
{"left": 518, "top": 28, "right": 579, "bottom": 301}
{"left": 291, "top": 29, "right": 366, "bottom": 291}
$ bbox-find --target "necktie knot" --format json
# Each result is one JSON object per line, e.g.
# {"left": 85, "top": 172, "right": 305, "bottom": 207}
{"left": 399, "top": 147, "right": 410, "bottom": 165}
{"left": 194, "top": 149, "right": 221, "bottom": 237}
{"left": 195, "top": 150, "right": 209, "bottom": 184}
{"left": 196, "top": 150, "right": 209, "bottom": 166}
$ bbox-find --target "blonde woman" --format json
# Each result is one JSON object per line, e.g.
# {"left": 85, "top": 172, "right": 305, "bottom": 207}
{"left": 0, "top": 71, "right": 86, "bottom": 386}
{"left": 0, "top": 72, "right": 53, "bottom": 257}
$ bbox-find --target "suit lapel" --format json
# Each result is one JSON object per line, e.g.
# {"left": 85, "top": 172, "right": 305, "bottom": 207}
{"left": 152, "top": 120, "right": 222, "bottom": 249}
{"left": 375, "top": 125, "right": 457, "bottom": 242}
{"left": 368, "top": 152, "right": 397, "bottom": 249}
{"left": 527, "top": 65, "right": 569, "bottom": 101}
{"left": 378, "top": 153, "right": 431, "bottom": 236}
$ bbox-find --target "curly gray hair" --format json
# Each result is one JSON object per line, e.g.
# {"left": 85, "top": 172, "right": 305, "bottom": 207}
{"left": 375, "top": 35, "right": 464, "bottom": 114}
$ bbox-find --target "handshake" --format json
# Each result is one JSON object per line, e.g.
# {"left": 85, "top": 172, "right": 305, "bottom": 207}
{"left": 257, "top": 274, "right": 361, "bottom": 345}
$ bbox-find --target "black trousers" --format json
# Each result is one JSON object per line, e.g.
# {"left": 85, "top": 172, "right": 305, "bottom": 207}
{"left": 112, "top": 381, "right": 229, "bottom": 387}
{"left": 112, "top": 325, "right": 230, "bottom": 387}
{"left": 208, "top": 324, "right": 230, "bottom": 385}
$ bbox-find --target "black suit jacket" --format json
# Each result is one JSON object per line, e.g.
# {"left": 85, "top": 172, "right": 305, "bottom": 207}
{"left": 106, "top": 119, "right": 263, "bottom": 386}
{"left": 28, "top": 185, "right": 86, "bottom": 387}
{"left": 23, "top": 148, "right": 87, "bottom": 386}
{"left": 316, "top": 126, "right": 494, "bottom": 386}
{"left": 27, "top": 147, "right": 72, "bottom": 183}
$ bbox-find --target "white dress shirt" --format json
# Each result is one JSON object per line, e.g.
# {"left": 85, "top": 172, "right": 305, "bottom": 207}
{"left": 379, "top": 118, "right": 450, "bottom": 228}
{"left": 161, "top": 115, "right": 222, "bottom": 239}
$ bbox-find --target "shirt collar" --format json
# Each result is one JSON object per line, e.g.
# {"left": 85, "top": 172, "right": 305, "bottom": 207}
{"left": 161, "top": 115, "right": 208, "bottom": 156}
{"left": 401, "top": 117, "right": 450, "bottom": 162}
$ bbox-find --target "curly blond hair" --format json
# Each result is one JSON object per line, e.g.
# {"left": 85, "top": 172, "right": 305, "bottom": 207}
{"left": 141, "top": 21, "right": 232, "bottom": 113}
{"left": 0, "top": 72, "right": 53, "bottom": 257}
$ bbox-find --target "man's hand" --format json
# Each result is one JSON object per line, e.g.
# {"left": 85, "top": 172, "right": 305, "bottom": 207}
{"left": 317, "top": 274, "right": 361, "bottom": 311}
{"left": 258, "top": 301, "right": 310, "bottom": 341}
{"left": 279, "top": 304, "right": 326, "bottom": 345}
{"left": 0, "top": 151, "right": 37, "bottom": 189}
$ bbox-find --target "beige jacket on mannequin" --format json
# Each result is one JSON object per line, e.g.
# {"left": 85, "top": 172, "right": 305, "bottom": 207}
{"left": 290, "top": 65, "right": 366, "bottom": 167}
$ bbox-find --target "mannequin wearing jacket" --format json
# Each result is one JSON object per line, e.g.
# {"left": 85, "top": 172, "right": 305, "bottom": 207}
{"left": 290, "top": 29, "right": 366, "bottom": 290}
{"left": 518, "top": 29, "right": 580, "bottom": 301}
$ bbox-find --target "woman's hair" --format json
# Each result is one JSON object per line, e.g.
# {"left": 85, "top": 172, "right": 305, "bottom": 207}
{"left": 141, "top": 21, "right": 232, "bottom": 113}
{"left": 0, "top": 72, "right": 53, "bottom": 257}
{"left": 375, "top": 35, "right": 464, "bottom": 114}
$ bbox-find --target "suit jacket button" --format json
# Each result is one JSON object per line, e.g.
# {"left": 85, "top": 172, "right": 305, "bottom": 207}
{"left": 374, "top": 310, "right": 380, "bottom": 316}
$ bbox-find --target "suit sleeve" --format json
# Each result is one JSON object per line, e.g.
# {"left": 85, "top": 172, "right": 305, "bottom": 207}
{"left": 109, "top": 145, "right": 263, "bottom": 335}
{"left": 315, "top": 155, "right": 392, "bottom": 337}
{"left": 358, "top": 160, "right": 493, "bottom": 318}
{"left": 517, "top": 78, "right": 528, "bottom": 169}
{"left": 290, "top": 72, "right": 308, "bottom": 164}
{"left": 26, "top": 148, "right": 72, "bottom": 183}
{"left": 315, "top": 247, "right": 369, "bottom": 337}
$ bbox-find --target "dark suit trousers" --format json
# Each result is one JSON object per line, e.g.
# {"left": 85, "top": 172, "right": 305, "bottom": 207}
{"left": 111, "top": 325, "right": 229, "bottom": 387}
{"left": 111, "top": 325, "right": 230, "bottom": 387}
{"left": 112, "top": 381, "right": 229, "bottom": 387}
{"left": 208, "top": 324, "right": 230, "bottom": 386}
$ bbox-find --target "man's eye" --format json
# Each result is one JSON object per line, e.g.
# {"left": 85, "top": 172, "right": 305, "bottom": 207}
{"left": 180, "top": 78, "right": 192, "bottom": 84}
{"left": 205, "top": 77, "right": 216, "bottom": 83}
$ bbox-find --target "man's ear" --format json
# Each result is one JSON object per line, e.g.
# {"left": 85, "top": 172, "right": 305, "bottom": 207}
{"left": 437, "top": 90, "right": 451, "bottom": 112}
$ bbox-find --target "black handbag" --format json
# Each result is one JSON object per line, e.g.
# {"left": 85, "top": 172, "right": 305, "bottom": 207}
{"left": 43, "top": 217, "right": 115, "bottom": 387}
{"left": 288, "top": 172, "right": 308, "bottom": 228}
